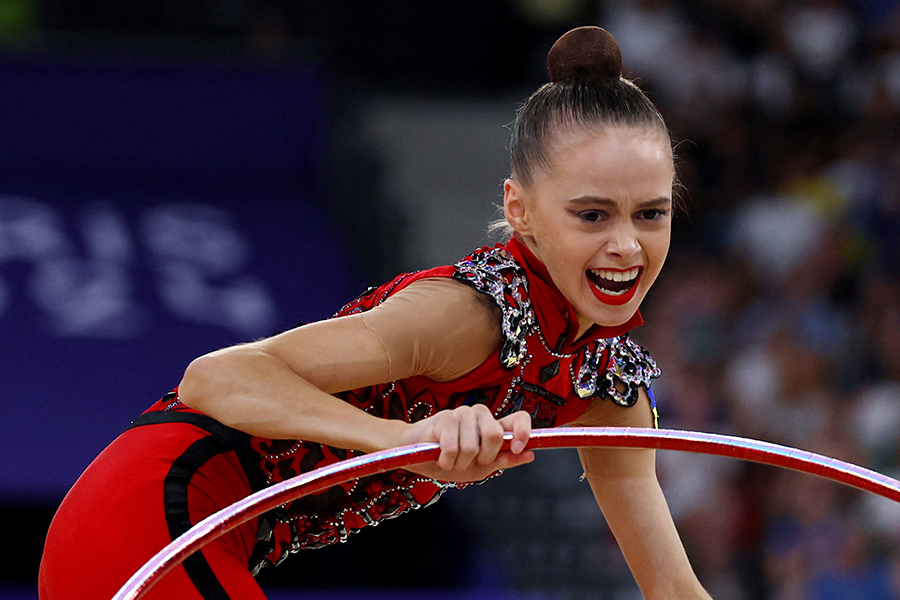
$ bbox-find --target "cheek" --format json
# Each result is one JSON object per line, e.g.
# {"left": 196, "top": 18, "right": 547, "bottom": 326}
{"left": 543, "top": 245, "right": 588, "bottom": 293}
{"left": 645, "top": 233, "right": 671, "bottom": 275}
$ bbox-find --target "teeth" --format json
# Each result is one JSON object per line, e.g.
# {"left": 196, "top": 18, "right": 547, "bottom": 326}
{"left": 590, "top": 267, "right": 640, "bottom": 282}
{"left": 597, "top": 287, "right": 627, "bottom": 296}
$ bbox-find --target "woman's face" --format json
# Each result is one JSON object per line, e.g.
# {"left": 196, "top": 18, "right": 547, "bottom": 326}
{"left": 504, "top": 125, "right": 674, "bottom": 334}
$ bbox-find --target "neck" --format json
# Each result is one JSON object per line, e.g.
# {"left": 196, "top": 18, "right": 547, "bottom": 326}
{"left": 515, "top": 234, "right": 542, "bottom": 262}
{"left": 575, "top": 313, "right": 595, "bottom": 341}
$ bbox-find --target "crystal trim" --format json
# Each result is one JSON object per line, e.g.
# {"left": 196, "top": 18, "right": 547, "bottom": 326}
{"left": 452, "top": 247, "right": 536, "bottom": 369}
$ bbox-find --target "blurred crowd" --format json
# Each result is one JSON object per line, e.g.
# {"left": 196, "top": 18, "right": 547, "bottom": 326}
{"left": 604, "top": 0, "right": 900, "bottom": 598}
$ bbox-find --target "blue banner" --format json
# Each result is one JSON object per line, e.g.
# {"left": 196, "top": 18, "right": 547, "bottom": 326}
{"left": 0, "top": 62, "right": 361, "bottom": 501}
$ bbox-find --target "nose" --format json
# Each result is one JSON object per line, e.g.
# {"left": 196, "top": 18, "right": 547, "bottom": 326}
{"left": 605, "top": 222, "right": 641, "bottom": 259}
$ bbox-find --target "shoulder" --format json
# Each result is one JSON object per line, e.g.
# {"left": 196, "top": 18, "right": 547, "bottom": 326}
{"left": 334, "top": 245, "right": 534, "bottom": 378}
{"left": 381, "top": 277, "right": 500, "bottom": 329}
{"left": 588, "top": 335, "right": 661, "bottom": 407}
{"left": 361, "top": 277, "right": 502, "bottom": 381}
{"left": 451, "top": 245, "right": 529, "bottom": 301}
{"left": 451, "top": 245, "right": 536, "bottom": 369}
{"left": 569, "top": 336, "right": 661, "bottom": 427}
{"left": 570, "top": 334, "right": 661, "bottom": 407}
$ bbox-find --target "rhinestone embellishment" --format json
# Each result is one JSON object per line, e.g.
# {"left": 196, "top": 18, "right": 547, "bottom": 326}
{"left": 571, "top": 335, "right": 661, "bottom": 406}
{"left": 452, "top": 247, "right": 536, "bottom": 369}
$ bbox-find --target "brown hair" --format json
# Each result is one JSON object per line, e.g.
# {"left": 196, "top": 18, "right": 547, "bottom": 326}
{"left": 509, "top": 26, "right": 671, "bottom": 187}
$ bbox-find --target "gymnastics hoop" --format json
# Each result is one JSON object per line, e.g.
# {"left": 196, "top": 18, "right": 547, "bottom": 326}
{"left": 113, "top": 426, "right": 900, "bottom": 600}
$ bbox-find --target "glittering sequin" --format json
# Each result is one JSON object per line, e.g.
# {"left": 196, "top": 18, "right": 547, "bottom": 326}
{"left": 573, "top": 339, "right": 610, "bottom": 399}
{"left": 570, "top": 336, "right": 661, "bottom": 407}
{"left": 450, "top": 245, "right": 660, "bottom": 409}
{"left": 452, "top": 247, "right": 536, "bottom": 368}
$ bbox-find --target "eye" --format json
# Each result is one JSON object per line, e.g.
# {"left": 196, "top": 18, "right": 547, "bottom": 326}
{"left": 638, "top": 208, "right": 669, "bottom": 221}
{"left": 578, "top": 210, "right": 607, "bottom": 223}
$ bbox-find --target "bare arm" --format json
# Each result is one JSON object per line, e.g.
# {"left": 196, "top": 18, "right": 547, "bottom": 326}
{"left": 179, "top": 313, "right": 403, "bottom": 451}
{"left": 177, "top": 278, "right": 533, "bottom": 480}
{"left": 572, "top": 392, "right": 711, "bottom": 599}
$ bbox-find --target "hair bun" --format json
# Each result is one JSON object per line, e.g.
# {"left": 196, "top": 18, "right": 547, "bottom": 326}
{"left": 547, "top": 26, "right": 622, "bottom": 83}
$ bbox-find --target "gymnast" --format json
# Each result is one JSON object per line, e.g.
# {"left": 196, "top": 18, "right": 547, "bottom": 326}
{"left": 39, "top": 26, "right": 711, "bottom": 600}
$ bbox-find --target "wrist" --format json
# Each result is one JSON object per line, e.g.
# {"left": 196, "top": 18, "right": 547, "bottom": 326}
{"left": 359, "top": 417, "right": 409, "bottom": 454}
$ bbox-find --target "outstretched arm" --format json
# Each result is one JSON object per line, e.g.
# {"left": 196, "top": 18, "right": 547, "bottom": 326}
{"left": 573, "top": 391, "right": 711, "bottom": 600}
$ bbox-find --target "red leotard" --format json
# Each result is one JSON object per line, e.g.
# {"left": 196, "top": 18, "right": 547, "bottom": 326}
{"left": 39, "top": 237, "right": 659, "bottom": 599}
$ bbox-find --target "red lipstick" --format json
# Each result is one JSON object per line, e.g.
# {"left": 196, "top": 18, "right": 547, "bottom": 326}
{"left": 586, "top": 268, "right": 642, "bottom": 306}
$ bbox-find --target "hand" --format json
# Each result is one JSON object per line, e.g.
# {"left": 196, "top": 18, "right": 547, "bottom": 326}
{"left": 398, "top": 405, "right": 534, "bottom": 482}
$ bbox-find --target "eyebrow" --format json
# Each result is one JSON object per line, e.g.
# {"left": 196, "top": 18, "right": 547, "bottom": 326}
{"left": 567, "top": 196, "right": 672, "bottom": 208}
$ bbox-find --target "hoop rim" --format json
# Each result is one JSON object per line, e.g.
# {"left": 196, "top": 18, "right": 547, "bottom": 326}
{"left": 113, "top": 426, "right": 900, "bottom": 600}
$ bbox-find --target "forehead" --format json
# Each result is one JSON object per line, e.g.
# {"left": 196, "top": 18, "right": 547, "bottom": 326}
{"left": 538, "top": 125, "right": 674, "bottom": 195}
{"left": 548, "top": 123, "right": 671, "bottom": 164}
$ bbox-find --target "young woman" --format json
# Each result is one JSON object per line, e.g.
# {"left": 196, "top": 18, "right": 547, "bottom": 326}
{"left": 40, "top": 26, "right": 711, "bottom": 600}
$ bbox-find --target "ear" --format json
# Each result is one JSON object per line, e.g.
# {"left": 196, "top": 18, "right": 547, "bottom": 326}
{"left": 503, "top": 178, "right": 532, "bottom": 236}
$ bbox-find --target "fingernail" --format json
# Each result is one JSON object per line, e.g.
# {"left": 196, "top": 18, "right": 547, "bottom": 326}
{"left": 512, "top": 440, "right": 524, "bottom": 453}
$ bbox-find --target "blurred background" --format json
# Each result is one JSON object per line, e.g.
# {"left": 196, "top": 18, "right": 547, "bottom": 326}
{"left": 2, "top": 0, "right": 900, "bottom": 599}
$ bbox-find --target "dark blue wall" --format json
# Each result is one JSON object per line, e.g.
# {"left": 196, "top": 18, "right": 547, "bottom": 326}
{"left": 0, "top": 62, "right": 362, "bottom": 502}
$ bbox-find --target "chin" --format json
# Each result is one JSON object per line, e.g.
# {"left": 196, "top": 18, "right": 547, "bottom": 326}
{"left": 594, "top": 313, "right": 633, "bottom": 327}
{"left": 586, "top": 303, "right": 638, "bottom": 327}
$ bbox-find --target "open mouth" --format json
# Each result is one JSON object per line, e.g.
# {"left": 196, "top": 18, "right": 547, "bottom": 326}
{"left": 586, "top": 267, "right": 642, "bottom": 306}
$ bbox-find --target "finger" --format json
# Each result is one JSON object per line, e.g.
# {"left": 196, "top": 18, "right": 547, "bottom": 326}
{"left": 454, "top": 407, "right": 479, "bottom": 470}
{"left": 404, "top": 447, "right": 536, "bottom": 483}
{"left": 474, "top": 405, "right": 504, "bottom": 465}
{"left": 499, "top": 410, "right": 532, "bottom": 454}
{"left": 487, "top": 449, "right": 535, "bottom": 473}
{"left": 452, "top": 449, "right": 536, "bottom": 482}
{"left": 436, "top": 412, "right": 459, "bottom": 471}
{"left": 501, "top": 449, "right": 535, "bottom": 468}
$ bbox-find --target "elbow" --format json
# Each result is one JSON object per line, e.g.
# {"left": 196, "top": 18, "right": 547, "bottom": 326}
{"left": 178, "top": 354, "right": 221, "bottom": 412}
